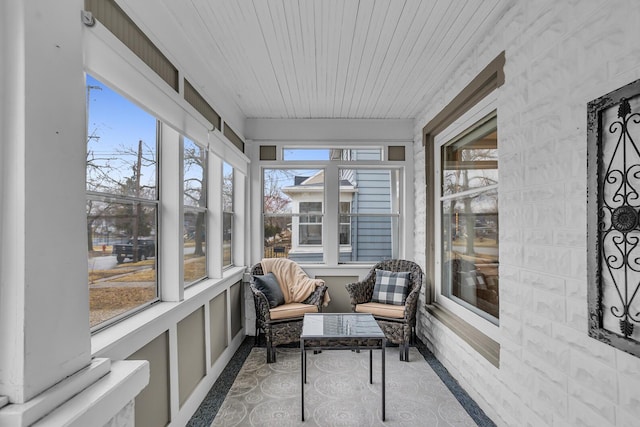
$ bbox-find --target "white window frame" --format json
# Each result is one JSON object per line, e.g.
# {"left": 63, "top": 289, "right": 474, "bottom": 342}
{"left": 433, "top": 91, "right": 500, "bottom": 342}
{"left": 260, "top": 155, "right": 406, "bottom": 265}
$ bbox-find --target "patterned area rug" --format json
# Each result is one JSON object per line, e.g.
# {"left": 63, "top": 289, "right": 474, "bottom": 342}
{"left": 211, "top": 346, "right": 477, "bottom": 426}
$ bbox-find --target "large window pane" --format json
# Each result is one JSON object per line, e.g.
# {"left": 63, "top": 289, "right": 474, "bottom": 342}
{"left": 183, "top": 138, "right": 207, "bottom": 285}
{"left": 262, "top": 165, "right": 401, "bottom": 263}
{"left": 88, "top": 200, "right": 158, "bottom": 328}
{"left": 439, "top": 115, "right": 499, "bottom": 323}
{"left": 263, "top": 169, "right": 324, "bottom": 263}
{"left": 86, "top": 74, "right": 159, "bottom": 330}
{"left": 338, "top": 168, "right": 399, "bottom": 262}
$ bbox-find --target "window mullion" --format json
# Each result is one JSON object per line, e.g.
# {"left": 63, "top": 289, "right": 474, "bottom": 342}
{"left": 325, "top": 164, "right": 339, "bottom": 265}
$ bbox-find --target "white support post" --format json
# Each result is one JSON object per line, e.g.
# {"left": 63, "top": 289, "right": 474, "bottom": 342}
{"left": 0, "top": 0, "right": 91, "bottom": 403}
{"left": 233, "top": 170, "right": 246, "bottom": 267}
{"left": 160, "top": 124, "right": 184, "bottom": 302}
{"left": 209, "top": 155, "right": 223, "bottom": 278}
{"left": 0, "top": 2, "right": 149, "bottom": 425}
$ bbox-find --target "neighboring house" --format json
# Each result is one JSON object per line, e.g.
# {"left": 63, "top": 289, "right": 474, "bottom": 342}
{"left": 283, "top": 149, "right": 395, "bottom": 263}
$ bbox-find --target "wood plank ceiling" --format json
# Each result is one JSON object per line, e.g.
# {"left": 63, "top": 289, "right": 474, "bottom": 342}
{"left": 125, "top": 0, "right": 511, "bottom": 119}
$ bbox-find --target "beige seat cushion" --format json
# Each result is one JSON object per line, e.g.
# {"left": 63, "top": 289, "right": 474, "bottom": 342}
{"left": 269, "top": 303, "right": 318, "bottom": 320}
{"left": 355, "top": 302, "right": 405, "bottom": 319}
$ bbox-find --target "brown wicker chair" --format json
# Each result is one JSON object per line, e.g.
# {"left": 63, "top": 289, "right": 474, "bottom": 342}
{"left": 250, "top": 261, "right": 328, "bottom": 363}
{"left": 345, "top": 259, "right": 423, "bottom": 361}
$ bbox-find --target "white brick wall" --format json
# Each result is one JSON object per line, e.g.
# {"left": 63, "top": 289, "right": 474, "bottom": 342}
{"left": 413, "top": 1, "right": 640, "bottom": 426}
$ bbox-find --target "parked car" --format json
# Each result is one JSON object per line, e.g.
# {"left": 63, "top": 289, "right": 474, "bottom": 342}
{"left": 112, "top": 239, "right": 156, "bottom": 263}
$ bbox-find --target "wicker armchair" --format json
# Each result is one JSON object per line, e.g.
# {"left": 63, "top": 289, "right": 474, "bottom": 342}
{"left": 250, "top": 262, "right": 328, "bottom": 363}
{"left": 345, "top": 259, "right": 423, "bottom": 361}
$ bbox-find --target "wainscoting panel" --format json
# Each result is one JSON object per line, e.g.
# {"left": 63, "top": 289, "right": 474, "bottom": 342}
{"left": 230, "top": 281, "right": 243, "bottom": 337}
{"left": 177, "top": 306, "right": 206, "bottom": 407}
{"left": 316, "top": 276, "right": 359, "bottom": 313}
{"left": 127, "top": 331, "right": 170, "bottom": 427}
{"left": 210, "top": 291, "right": 228, "bottom": 366}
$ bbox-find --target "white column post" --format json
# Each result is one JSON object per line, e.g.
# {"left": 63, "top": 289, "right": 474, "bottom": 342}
{"left": 325, "top": 163, "right": 339, "bottom": 265}
{"left": 233, "top": 170, "right": 246, "bottom": 267}
{"left": 209, "top": 155, "right": 223, "bottom": 278}
{"left": 0, "top": 0, "right": 91, "bottom": 403}
{"left": 160, "top": 124, "right": 184, "bottom": 302}
{"left": 0, "top": 4, "right": 149, "bottom": 425}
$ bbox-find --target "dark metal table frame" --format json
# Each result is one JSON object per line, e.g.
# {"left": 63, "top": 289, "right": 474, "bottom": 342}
{"left": 300, "top": 313, "right": 386, "bottom": 422}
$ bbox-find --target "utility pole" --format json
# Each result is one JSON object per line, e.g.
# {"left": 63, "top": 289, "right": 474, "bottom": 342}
{"left": 86, "top": 84, "right": 102, "bottom": 253}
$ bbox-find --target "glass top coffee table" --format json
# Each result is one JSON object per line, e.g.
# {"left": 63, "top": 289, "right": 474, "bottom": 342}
{"left": 300, "top": 313, "right": 386, "bottom": 422}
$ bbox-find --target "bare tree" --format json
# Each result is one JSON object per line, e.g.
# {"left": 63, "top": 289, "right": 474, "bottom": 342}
{"left": 443, "top": 147, "right": 498, "bottom": 256}
{"left": 184, "top": 143, "right": 206, "bottom": 256}
{"left": 262, "top": 170, "right": 293, "bottom": 244}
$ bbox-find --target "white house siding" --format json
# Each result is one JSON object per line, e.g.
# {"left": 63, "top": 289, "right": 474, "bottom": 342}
{"left": 413, "top": 1, "right": 640, "bottom": 426}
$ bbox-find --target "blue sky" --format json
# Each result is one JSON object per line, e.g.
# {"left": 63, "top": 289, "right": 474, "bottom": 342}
{"left": 283, "top": 148, "right": 330, "bottom": 161}
{"left": 87, "top": 74, "right": 158, "bottom": 191}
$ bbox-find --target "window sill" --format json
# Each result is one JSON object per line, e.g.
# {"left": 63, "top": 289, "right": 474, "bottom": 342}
{"left": 91, "top": 267, "right": 245, "bottom": 358}
{"left": 425, "top": 303, "right": 500, "bottom": 368}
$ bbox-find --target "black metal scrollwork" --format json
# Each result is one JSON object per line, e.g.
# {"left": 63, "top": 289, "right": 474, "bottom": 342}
{"left": 599, "top": 97, "right": 640, "bottom": 338}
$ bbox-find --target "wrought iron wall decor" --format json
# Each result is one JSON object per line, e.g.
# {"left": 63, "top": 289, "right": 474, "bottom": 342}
{"left": 588, "top": 78, "right": 640, "bottom": 357}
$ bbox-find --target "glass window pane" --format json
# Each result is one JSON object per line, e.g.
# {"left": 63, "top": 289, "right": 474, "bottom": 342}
{"left": 441, "top": 189, "right": 499, "bottom": 321}
{"left": 87, "top": 74, "right": 160, "bottom": 330}
{"left": 263, "top": 213, "right": 292, "bottom": 259}
{"left": 88, "top": 200, "right": 157, "bottom": 328}
{"left": 223, "top": 212, "right": 232, "bottom": 267}
{"left": 442, "top": 118, "right": 497, "bottom": 197}
{"left": 184, "top": 210, "right": 206, "bottom": 284}
{"left": 283, "top": 149, "right": 331, "bottom": 161}
{"left": 339, "top": 168, "right": 397, "bottom": 214}
{"left": 223, "top": 162, "right": 233, "bottom": 212}
{"left": 223, "top": 162, "right": 233, "bottom": 267}
{"left": 338, "top": 168, "right": 398, "bottom": 262}
{"left": 86, "top": 75, "right": 158, "bottom": 199}
{"left": 339, "top": 215, "right": 397, "bottom": 262}
{"left": 184, "top": 138, "right": 206, "bottom": 207}
{"left": 283, "top": 148, "right": 382, "bottom": 161}
{"left": 263, "top": 169, "right": 324, "bottom": 263}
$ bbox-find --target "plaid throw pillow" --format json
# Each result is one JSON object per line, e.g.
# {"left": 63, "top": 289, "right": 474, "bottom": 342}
{"left": 371, "top": 269, "right": 411, "bottom": 306}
